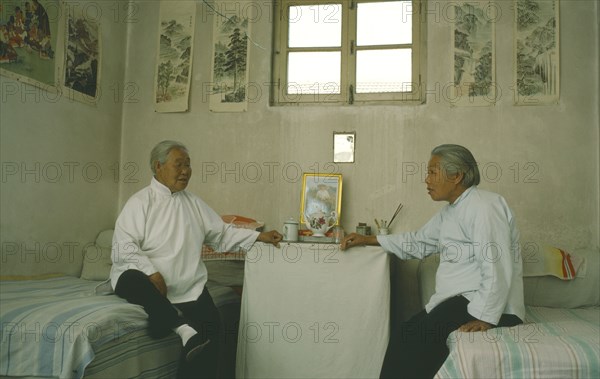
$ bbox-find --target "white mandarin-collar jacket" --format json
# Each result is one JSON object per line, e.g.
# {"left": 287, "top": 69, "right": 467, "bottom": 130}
{"left": 378, "top": 186, "right": 525, "bottom": 325}
{"left": 110, "top": 177, "right": 259, "bottom": 303}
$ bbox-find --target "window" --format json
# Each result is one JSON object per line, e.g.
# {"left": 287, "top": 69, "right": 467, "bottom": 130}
{"left": 272, "top": 0, "right": 425, "bottom": 105}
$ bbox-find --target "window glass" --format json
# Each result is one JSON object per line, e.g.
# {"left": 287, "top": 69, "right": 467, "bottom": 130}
{"left": 357, "top": 1, "right": 412, "bottom": 46}
{"left": 356, "top": 49, "right": 412, "bottom": 93}
{"left": 287, "top": 52, "right": 342, "bottom": 94}
{"left": 288, "top": 4, "right": 342, "bottom": 48}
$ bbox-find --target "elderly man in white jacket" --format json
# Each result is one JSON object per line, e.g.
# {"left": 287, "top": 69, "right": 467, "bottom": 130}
{"left": 110, "top": 140, "right": 282, "bottom": 378}
{"left": 342, "top": 144, "right": 525, "bottom": 379}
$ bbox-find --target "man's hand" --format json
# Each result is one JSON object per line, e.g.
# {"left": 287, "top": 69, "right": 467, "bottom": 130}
{"left": 148, "top": 272, "right": 167, "bottom": 297}
{"left": 340, "top": 233, "right": 379, "bottom": 250}
{"left": 258, "top": 230, "right": 283, "bottom": 248}
{"left": 458, "top": 319, "right": 492, "bottom": 332}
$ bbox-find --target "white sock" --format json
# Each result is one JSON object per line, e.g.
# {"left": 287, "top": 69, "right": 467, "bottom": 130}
{"left": 173, "top": 324, "right": 197, "bottom": 346}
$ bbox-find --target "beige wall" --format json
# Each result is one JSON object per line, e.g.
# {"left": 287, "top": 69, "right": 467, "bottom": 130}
{"left": 1, "top": 1, "right": 599, "bottom": 276}
{"left": 0, "top": 1, "right": 127, "bottom": 275}
{"left": 118, "top": 1, "right": 600, "bottom": 251}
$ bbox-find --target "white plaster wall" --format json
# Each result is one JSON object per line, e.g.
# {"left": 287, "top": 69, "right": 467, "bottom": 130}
{"left": 0, "top": 1, "right": 128, "bottom": 276}
{"left": 119, "top": 1, "right": 599, "bottom": 251}
{"left": 1, "top": 1, "right": 597, "bottom": 277}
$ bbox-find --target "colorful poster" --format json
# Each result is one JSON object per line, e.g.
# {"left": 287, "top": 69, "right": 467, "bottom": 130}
{"left": 154, "top": 1, "right": 195, "bottom": 113}
{"left": 451, "top": 1, "right": 496, "bottom": 106}
{"left": 63, "top": 4, "right": 100, "bottom": 104}
{"left": 514, "top": 0, "right": 560, "bottom": 105}
{"left": 209, "top": 0, "right": 250, "bottom": 112}
{"left": 0, "top": 0, "right": 63, "bottom": 91}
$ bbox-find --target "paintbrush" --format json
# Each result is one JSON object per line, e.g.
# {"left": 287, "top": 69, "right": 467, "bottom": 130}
{"left": 388, "top": 203, "right": 403, "bottom": 228}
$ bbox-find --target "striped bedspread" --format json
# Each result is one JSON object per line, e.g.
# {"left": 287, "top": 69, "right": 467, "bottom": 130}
{"left": 436, "top": 306, "right": 600, "bottom": 378}
{"left": 0, "top": 276, "right": 149, "bottom": 378}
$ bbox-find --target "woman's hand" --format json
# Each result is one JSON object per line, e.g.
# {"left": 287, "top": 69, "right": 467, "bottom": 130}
{"left": 458, "top": 319, "right": 492, "bottom": 332}
{"left": 258, "top": 230, "right": 283, "bottom": 248}
{"left": 148, "top": 272, "right": 167, "bottom": 297}
{"left": 340, "top": 233, "right": 379, "bottom": 250}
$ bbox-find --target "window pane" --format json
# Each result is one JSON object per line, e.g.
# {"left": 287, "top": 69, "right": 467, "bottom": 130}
{"left": 288, "top": 52, "right": 341, "bottom": 94}
{"left": 356, "top": 49, "right": 412, "bottom": 93}
{"left": 357, "top": 1, "right": 412, "bottom": 46}
{"left": 288, "top": 4, "right": 342, "bottom": 47}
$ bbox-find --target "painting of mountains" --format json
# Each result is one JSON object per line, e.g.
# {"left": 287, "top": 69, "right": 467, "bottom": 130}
{"left": 452, "top": 2, "right": 495, "bottom": 106}
{"left": 515, "top": 0, "right": 559, "bottom": 104}
{"left": 154, "top": 2, "right": 195, "bottom": 112}
{"left": 64, "top": 14, "right": 99, "bottom": 101}
{"left": 209, "top": 10, "right": 250, "bottom": 112}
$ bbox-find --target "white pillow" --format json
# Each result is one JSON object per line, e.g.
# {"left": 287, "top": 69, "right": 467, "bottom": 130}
{"left": 81, "top": 230, "right": 114, "bottom": 281}
{"left": 523, "top": 247, "right": 599, "bottom": 308}
{"left": 417, "top": 247, "right": 600, "bottom": 309}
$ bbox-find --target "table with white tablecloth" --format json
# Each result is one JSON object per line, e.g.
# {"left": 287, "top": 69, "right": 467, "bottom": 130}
{"left": 236, "top": 242, "right": 390, "bottom": 378}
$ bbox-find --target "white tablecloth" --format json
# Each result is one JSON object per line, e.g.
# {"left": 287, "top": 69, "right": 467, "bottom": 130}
{"left": 236, "top": 243, "right": 390, "bottom": 378}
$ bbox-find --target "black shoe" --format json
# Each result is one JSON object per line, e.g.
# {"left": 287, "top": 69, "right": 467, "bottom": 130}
{"left": 183, "top": 334, "right": 211, "bottom": 362}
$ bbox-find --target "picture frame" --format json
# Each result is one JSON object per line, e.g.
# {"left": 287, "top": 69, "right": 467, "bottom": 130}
{"left": 300, "top": 173, "right": 342, "bottom": 226}
{"left": 333, "top": 132, "right": 356, "bottom": 163}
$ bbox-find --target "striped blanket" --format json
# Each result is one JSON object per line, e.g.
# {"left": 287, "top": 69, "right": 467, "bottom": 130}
{"left": 0, "top": 276, "right": 149, "bottom": 378}
{"left": 437, "top": 306, "right": 600, "bottom": 378}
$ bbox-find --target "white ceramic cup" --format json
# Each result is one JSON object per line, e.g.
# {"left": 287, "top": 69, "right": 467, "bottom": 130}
{"left": 378, "top": 227, "right": 389, "bottom": 235}
{"left": 283, "top": 219, "right": 299, "bottom": 241}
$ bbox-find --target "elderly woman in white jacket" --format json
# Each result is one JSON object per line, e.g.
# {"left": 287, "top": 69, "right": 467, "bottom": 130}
{"left": 110, "top": 140, "right": 282, "bottom": 378}
{"left": 342, "top": 144, "right": 524, "bottom": 379}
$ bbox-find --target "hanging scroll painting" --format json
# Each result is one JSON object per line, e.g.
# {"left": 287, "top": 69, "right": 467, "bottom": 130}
{"left": 209, "top": 0, "right": 250, "bottom": 112}
{"left": 62, "top": 3, "right": 101, "bottom": 104}
{"left": 514, "top": 0, "right": 560, "bottom": 105}
{"left": 154, "top": 0, "right": 196, "bottom": 113}
{"left": 451, "top": 1, "right": 497, "bottom": 107}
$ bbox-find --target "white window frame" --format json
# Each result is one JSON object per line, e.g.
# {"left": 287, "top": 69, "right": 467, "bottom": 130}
{"left": 272, "top": 0, "right": 426, "bottom": 105}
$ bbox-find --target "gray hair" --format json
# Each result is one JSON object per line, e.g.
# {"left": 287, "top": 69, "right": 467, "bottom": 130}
{"left": 150, "top": 140, "right": 188, "bottom": 174}
{"left": 430, "top": 144, "right": 480, "bottom": 187}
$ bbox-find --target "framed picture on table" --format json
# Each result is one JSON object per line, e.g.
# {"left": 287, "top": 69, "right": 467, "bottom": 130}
{"left": 300, "top": 173, "right": 342, "bottom": 226}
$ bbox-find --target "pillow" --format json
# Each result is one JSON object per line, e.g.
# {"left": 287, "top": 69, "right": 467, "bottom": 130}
{"left": 523, "top": 247, "right": 599, "bottom": 308}
{"left": 417, "top": 247, "right": 600, "bottom": 309}
{"left": 81, "top": 229, "right": 114, "bottom": 281}
{"left": 523, "top": 245, "right": 583, "bottom": 280}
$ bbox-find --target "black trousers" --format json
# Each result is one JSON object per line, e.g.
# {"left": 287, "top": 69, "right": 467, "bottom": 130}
{"left": 114, "top": 269, "right": 221, "bottom": 378}
{"left": 380, "top": 296, "right": 522, "bottom": 379}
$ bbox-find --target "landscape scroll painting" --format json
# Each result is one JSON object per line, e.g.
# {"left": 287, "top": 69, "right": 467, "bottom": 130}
{"left": 154, "top": 1, "right": 195, "bottom": 113}
{"left": 452, "top": 1, "right": 496, "bottom": 107}
{"left": 0, "top": 0, "right": 63, "bottom": 91}
{"left": 209, "top": 1, "right": 250, "bottom": 112}
{"left": 63, "top": 4, "right": 100, "bottom": 104}
{"left": 514, "top": 0, "right": 559, "bottom": 105}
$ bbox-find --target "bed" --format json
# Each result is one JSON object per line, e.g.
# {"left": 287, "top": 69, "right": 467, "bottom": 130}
{"left": 412, "top": 245, "right": 600, "bottom": 378}
{"left": 0, "top": 225, "right": 250, "bottom": 379}
{"left": 0, "top": 275, "right": 180, "bottom": 378}
{"left": 437, "top": 306, "right": 600, "bottom": 378}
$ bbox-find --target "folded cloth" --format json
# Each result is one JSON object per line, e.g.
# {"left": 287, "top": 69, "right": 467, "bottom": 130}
{"left": 523, "top": 246, "right": 583, "bottom": 280}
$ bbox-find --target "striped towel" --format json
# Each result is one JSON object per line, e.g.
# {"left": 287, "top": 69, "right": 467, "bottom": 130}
{"left": 523, "top": 246, "right": 583, "bottom": 280}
